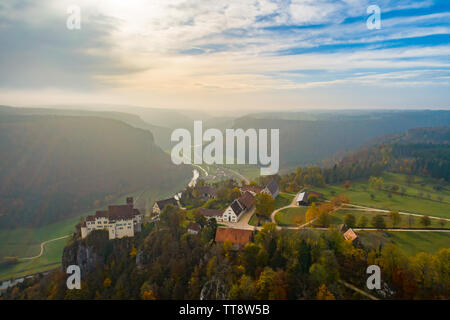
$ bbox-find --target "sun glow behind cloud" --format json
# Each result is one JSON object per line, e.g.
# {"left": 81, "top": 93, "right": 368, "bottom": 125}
{"left": 0, "top": 0, "right": 449, "bottom": 111}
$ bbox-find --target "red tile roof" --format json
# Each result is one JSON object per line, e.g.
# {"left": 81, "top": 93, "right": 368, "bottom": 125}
{"left": 241, "top": 185, "right": 263, "bottom": 194}
{"left": 237, "top": 191, "right": 255, "bottom": 210}
{"left": 215, "top": 227, "right": 253, "bottom": 245}
{"left": 344, "top": 228, "right": 359, "bottom": 241}
{"left": 197, "top": 208, "right": 223, "bottom": 217}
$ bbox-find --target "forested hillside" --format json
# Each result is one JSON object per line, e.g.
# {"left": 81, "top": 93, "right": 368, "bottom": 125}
{"left": 275, "top": 126, "right": 450, "bottom": 193}
{"left": 0, "top": 114, "right": 190, "bottom": 228}
{"left": 233, "top": 111, "right": 450, "bottom": 167}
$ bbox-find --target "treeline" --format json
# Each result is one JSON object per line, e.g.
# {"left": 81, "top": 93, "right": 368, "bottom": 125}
{"left": 271, "top": 143, "right": 449, "bottom": 193}
{"left": 3, "top": 206, "right": 449, "bottom": 300}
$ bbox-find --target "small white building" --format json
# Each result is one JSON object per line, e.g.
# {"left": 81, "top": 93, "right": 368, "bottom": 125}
{"left": 81, "top": 197, "right": 143, "bottom": 240}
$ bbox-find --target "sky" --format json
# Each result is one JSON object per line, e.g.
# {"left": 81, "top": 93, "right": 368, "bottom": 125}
{"left": 0, "top": 0, "right": 449, "bottom": 112}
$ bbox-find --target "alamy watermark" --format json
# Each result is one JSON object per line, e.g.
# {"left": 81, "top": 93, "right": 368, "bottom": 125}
{"left": 366, "top": 265, "right": 381, "bottom": 290}
{"left": 66, "top": 5, "right": 81, "bottom": 30}
{"left": 171, "top": 121, "right": 279, "bottom": 175}
{"left": 367, "top": 5, "right": 381, "bottom": 30}
{"left": 66, "top": 265, "right": 81, "bottom": 289}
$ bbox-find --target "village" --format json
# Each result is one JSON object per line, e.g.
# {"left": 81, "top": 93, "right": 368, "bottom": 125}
{"left": 78, "top": 172, "right": 361, "bottom": 251}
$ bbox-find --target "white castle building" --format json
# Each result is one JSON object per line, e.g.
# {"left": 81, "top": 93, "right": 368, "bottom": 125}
{"left": 81, "top": 197, "right": 143, "bottom": 240}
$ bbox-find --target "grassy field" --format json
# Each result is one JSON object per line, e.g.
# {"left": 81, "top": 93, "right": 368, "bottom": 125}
{"left": 330, "top": 209, "right": 449, "bottom": 229}
{"left": 274, "top": 193, "right": 294, "bottom": 209}
{"left": 358, "top": 231, "right": 450, "bottom": 256}
{"left": 275, "top": 207, "right": 308, "bottom": 227}
{"left": 314, "top": 173, "right": 450, "bottom": 219}
{"left": 0, "top": 176, "right": 192, "bottom": 281}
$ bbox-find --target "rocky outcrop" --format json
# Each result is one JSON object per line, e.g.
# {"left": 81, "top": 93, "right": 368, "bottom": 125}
{"left": 62, "top": 230, "right": 110, "bottom": 276}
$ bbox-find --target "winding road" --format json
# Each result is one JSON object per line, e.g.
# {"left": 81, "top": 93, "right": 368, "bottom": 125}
{"left": 19, "top": 235, "right": 71, "bottom": 261}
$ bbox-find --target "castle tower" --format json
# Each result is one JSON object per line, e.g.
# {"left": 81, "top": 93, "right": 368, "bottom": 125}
{"left": 126, "top": 197, "right": 133, "bottom": 207}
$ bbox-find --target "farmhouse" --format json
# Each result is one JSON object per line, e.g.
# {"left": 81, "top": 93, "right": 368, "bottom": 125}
{"left": 222, "top": 191, "right": 255, "bottom": 222}
{"left": 187, "top": 222, "right": 201, "bottom": 235}
{"left": 261, "top": 180, "right": 279, "bottom": 198}
{"left": 215, "top": 227, "right": 253, "bottom": 250}
{"left": 240, "top": 185, "right": 263, "bottom": 195}
{"left": 296, "top": 191, "right": 324, "bottom": 206}
{"left": 80, "top": 197, "right": 143, "bottom": 240}
{"left": 152, "top": 197, "right": 178, "bottom": 215}
{"left": 197, "top": 186, "right": 217, "bottom": 199}
{"left": 296, "top": 192, "right": 307, "bottom": 206}
{"left": 196, "top": 208, "right": 224, "bottom": 221}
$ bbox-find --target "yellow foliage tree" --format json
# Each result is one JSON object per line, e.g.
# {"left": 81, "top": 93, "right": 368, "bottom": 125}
{"left": 316, "top": 284, "right": 336, "bottom": 300}
{"left": 103, "top": 278, "right": 112, "bottom": 288}
{"left": 305, "top": 203, "right": 319, "bottom": 222}
{"left": 142, "top": 290, "right": 156, "bottom": 300}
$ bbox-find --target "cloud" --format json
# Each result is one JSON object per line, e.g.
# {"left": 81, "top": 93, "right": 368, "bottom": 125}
{"left": 0, "top": 0, "right": 448, "bottom": 109}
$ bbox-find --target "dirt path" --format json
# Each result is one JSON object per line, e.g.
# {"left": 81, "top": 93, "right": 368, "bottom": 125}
{"left": 270, "top": 190, "right": 304, "bottom": 223}
{"left": 19, "top": 235, "right": 71, "bottom": 261}
{"left": 343, "top": 203, "right": 450, "bottom": 222}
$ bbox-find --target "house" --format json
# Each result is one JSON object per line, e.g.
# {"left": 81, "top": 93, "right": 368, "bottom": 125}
{"left": 152, "top": 197, "right": 178, "bottom": 215}
{"left": 296, "top": 191, "right": 325, "bottom": 206}
{"left": 296, "top": 192, "right": 308, "bottom": 206}
{"left": 197, "top": 186, "right": 217, "bottom": 199}
{"left": 215, "top": 227, "right": 253, "bottom": 250}
{"left": 222, "top": 191, "right": 255, "bottom": 223}
{"left": 80, "top": 197, "right": 143, "bottom": 240}
{"left": 196, "top": 208, "right": 224, "bottom": 222}
{"left": 343, "top": 228, "right": 359, "bottom": 242}
{"left": 261, "top": 180, "right": 279, "bottom": 198}
{"left": 240, "top": 185, "right": 263, "bottom": 195}
{"left": 187, "top": 222, "right": 201, "bottom": 235}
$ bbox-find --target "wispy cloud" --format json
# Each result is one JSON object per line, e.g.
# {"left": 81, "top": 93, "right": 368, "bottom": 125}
{"left": 0, "top": 0, "right": 449, "bottom": 110}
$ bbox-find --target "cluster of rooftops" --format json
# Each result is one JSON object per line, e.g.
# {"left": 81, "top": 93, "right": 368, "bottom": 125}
{"left": 153, "top": 179, "right": 279, "bottom": 223}
{"left": 83, "top": 197, "right": 142, "bottom": 226}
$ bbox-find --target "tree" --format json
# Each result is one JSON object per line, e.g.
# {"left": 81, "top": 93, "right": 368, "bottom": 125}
{"left": 357, "top": 215, "right": 368, "bottom": 228}
{"left": 438, "top": 219, "right": 446, "bottom": 228}
{"left": 293, "top": 215, "right": 303, "bottom": 226}
{"left": 255, "top": 193, "right": 275, "bottom": 224}
{"left": 369, "top": 176, "right": 383, "bottom": 190}
{"left": 316, "top": 284, "right": 336, "bottom": 300}
{"left": 344, "top": 180, "right": 351, "bottom": 190}
{"left": 389, "top": 210, "right": 401, "bottom": 228}
{"left": 305, "top": 203, "right": 319, "bottom": 223}
{"left": 420, "top": 215, "right": 431, "bottom": 228}
{"left": 103, "top": 278, "right": 112, "bottom": 288}
{"left": 371, "top": 215, "right": 386, "bottom": 230}
{"left": 307, "top": 194, "right": 318, "bottom": 204}
{"left": 216, "top": 187, "right": 230, "bottom": 202}
{"left": 344, "top": 213, "right": 356, "bottom": 228}
{"left": 317, "top": 212, "right": 331, "bottom": 227}
{"left": 370, "top": 193, "right": 375, "bottom": 200}
{"left": 230, "top": 187, "right": 241, "bottom": 200}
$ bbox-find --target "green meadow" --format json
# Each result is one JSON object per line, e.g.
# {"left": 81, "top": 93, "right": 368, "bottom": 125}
{"left": 358, "top": 231, "right": 450, "bottom": 256}
{"left": 330, "top": 209, "right": 448, "bottom": 229}
{"left": 314, "top": 173, "right": 450, "bottom": 219}
{"left": 274, "top": 193, "right": 294, "bottom": 209}
{"left": 0, "top": 178, "right": 191, "bottom": 281}
{"left": 275, "top": 207, "right": 308, "bottom": 227}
